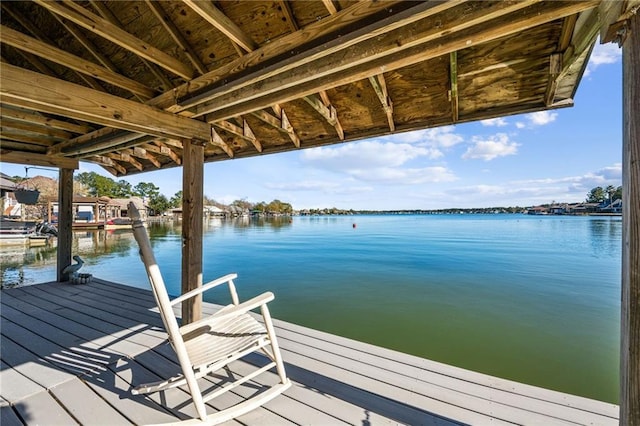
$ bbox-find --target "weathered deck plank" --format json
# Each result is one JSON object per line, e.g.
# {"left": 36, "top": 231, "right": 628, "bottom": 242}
{"left": 0, "top": 280, "right": 619, "bottom": 426}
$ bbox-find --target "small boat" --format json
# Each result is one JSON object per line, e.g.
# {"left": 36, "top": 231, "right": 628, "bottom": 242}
{"left": 0, "top": 219, "right": 57, "bottom": 247}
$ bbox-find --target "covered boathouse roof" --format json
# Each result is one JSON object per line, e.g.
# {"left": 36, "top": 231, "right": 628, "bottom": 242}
{"left": 0, "top": 0, "right": 619, "bottom": 176}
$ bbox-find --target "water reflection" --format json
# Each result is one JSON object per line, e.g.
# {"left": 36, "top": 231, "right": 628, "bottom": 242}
{"left": 588, "top": 218, "right": 622, "bottom": 256}
{"left": 0, "top": 228, "right": 137, "bottom": 288}
{"left": 0, "top": 217, "right": 292, "bottom": 288}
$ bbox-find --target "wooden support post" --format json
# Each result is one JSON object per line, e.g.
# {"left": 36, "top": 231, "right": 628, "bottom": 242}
{"left": 621, "top": 10, "right": 640, "bottom": 426}
{"left": 181, "top": 139, "right": 204, "bottom": 324}
{"left": 56, "top": 168, "right": 73, "bottom": 282}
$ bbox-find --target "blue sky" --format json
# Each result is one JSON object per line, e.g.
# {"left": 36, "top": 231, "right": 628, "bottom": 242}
{"left": 1, "top": 41, "right": 623, "bottom": 210}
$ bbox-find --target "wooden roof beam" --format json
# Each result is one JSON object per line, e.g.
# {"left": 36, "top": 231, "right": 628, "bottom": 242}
{"left": 0, "top": 129, "right": 55, "bottom": 147}
{"left": 58, "top": 131, "right": 155, "bottom": 158}
{"left": 322, "top": 0, "right": 339, "bottom": 16}
{"left": 130, "top": 147, "right": 162, "bottom": 168}
{"left": 201, "top": 1, "right": 598, "bottom": 122}
{"left": 368, "top": 74, "right": 395, "bottom": 131}
{"left": 278, "top": 0, "right": 298, "bottom": 32}
{"left": 149, "top": 0, "right": 411, "bottom": 111}
{"left": 1, "top": 64, "right": 212, "bottom": 143}
{"left": 35, "top": 0, "right": 194, "bottom": 80}
{"left": 182, "top": 0, "right": 257, "bottom": 53}
{"left": 153, "top": 141, "right": 182, "bottom": 165}
{"left": 210, "top": 128, "right": 235, "bottom": 158}
{"left": 250, "top": 109, "right": 300, "bottom": 148}
{"left": 303, "top": 94, "right": 344, "bottom": 140}
{"left": 141, "top": 142, "right": 176, "bottom": 165}
{"left": 1, "top": 25, "right": 156, "bottom": 99}
{"left": 89, "top": 0, "right": 175, "bottom": 92}
{"left": 49, "top": 13, "right": 147, "bottom": 103}
{"left": 51, "top": 15, "right": 118, "bottom": 73}
{"left": 0, "top": 150, "right": 79, "bottom": 169}
{"left": 105, "top": 152, "right": 143, "bottom": 172}
{"left": 1, "top": 117, "right": 72, "bottom": 140}
{"left": 449, "top": 52, "right": 459, "bottom": 122}
{"left": 89, "top": 155, "right": 127, "bottom": 175}
{"left": 1, "top": 3, "right": 107, "bottom": 93}
{"left": 145, "top": 0, "right": 207, "bottom": 75}
{"left": 211, "top": 119, "right": 262, "bottom": 153}
{"left": 0, "top": 105, "right": 93, "bottom": 134}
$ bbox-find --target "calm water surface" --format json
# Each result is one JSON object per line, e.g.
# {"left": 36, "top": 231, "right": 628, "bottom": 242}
{"left": 0, "top": 214, "right": 621, "bottom": 403}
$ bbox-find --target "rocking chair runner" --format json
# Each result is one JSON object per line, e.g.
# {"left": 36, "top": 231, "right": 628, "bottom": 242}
{"left": 127, "top": 203, "right": 291, "bottom": 424}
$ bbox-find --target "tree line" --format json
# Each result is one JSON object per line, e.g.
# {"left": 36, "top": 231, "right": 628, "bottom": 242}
{"left": 73, "top": 172, "right": 292, "bottom": 215}
{"left": 585, "top": 185, "right": 622, "bottom": 204}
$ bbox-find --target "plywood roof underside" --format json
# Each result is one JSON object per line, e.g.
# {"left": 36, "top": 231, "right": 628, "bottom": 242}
{"left": 0, "top": 1, "right": 606, "bottom": 176}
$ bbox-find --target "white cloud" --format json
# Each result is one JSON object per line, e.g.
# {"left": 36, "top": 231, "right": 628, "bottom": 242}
{"left": 585, "top": 41, "right": 621, "bottom": 76}
{"left": 349, "top": 166, "right": 457, "bottom": 184}
{"left": 514, "top": 111, "right": 558, "bottom": 129}
{"left": 528, "top": 111, "right": 558, "bottom": 126}
{"left": 265, "top": 180, "right": 341, "bottom": 192}
{"left": 380, "top": 126, "right": 464, "bottom": 148}
{"left": 301, "top": 140, "right": 438, "bottom": 170}
{"left": 462, "top": 133, "right": 519, "bottom": 161}
{"left": 480, "top": 117, "right": 508, "bottom": 127}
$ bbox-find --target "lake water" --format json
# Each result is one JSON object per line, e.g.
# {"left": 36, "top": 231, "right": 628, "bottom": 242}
{"left": 0, "top": 214, "right": 622, "bottom": 403}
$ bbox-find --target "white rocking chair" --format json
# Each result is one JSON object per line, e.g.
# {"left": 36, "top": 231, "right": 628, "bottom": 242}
{"left": 128, "top": 203, "right": 291, "bottom": 424}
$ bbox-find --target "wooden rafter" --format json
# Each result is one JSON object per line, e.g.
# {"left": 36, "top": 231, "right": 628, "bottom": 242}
{"left": 0, "top": 105, "right": 93, "bottom": 134}
{"left": 34, "top": 0, "right": 194, "bottom": 80}
{"left": 322, "top": 0, "right": 339, "bottom": 16}
{"left": 211, "top": 120, "right": 262, "bottom": 153}
{"left": 105, "top": 152, "right": 143, "bottom": 171}
{"left": 149, "top": 0, "right": 407, "bottom": 111}
{"left": 142, "top": 142, "right": 179, "bottom": 165}
{"left": 368, "top": 74, "right": 395, "bottom": 131}
{"left": 1, "top": 117, "right": 72, "bottom": 140}
{"left": 210, "top": 127, "right": 235, "bottom": 158}
{"left": 0, "top": 150, "right": 79, "bottom": 169}
{"left": 53, "top": 129, "right": 153, "bottom": 157}
{"left": 250, "top": 109, "right": 300, "bottom": 148}
{"left": 278, "top": 0, "right": 298, "bottom": 32}
{"left": 303, "top": 94, "right": 344, "bottom": 140}
{"left": 145, "top": 0, "right": 207, "bottom": 75}
{"left": 88, "top": 0, "right": 175, "bottom": 92}
{"left": 1, "top": 4, "right": 107, "bottom": 92}
{"left": 51, "top": 15, "right": 119, "bottom": 72}
{"left": 49, "top": 12, "right": 148, "bottom": 103}
{"left": 189, "top": 0, "right": 533, "bottom": 117}
{"left": 449, "top": 52, "right": 459, "bottom": 122}
{"left": 182, "top": 0, "right": 257, "bottom": 53}
{"left": 0, "top": 64, "right": 212, "bottom": 142}
{"left": 89, "top": 154, "right": 127, "bottom": 174}
{"left": 153, "top": 141, "right": 182, "bottom": 165}
{"left": 0, "top": 129, "right": 55, "bottom": 146}
{"left": 1, "top": 25, "right": 156, "bottom": 99}
{"left": 129, "top": 146, "right": 161, "bottom": 168}
{"left": 198, "top": 1, "right": 598, "bottom": 122}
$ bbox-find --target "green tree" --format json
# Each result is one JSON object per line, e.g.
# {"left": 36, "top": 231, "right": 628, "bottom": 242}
{"left": 169, "top": 190, "right": 183, "bottom": 208}
{"left": 148, "top": 194, "right": 170, "bottom": 215}
{"left": 586, "top": 186, "right": 606, "bottom": 203}
{"left": 133, "top": 182, "right": 160, "bottom": 199}
{"left": 231, "top": 199, "right": 252, "bottom": 211}
{"left": 75, "top": 172, "right": 118, "bottom": 197}
{"left": 113, "top": 180, "right": 132, "bottom": 197}
{"left": 613, "top": 186, "right": 623, "bottom": 201}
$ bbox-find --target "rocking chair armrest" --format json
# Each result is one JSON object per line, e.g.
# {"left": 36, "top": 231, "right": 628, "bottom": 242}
{"left": 170, "top": 273, "right": 239, "bottom": 306}
{"left": 180, "top": 292, "right": 275, "bottom": 335}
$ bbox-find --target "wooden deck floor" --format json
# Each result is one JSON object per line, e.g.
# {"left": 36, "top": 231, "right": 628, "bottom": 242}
{"left": 1, "top": 279, "right": 619, "bottom": 425}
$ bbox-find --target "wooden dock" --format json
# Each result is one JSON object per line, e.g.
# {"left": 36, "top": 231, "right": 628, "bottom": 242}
{"left": 1, "top": 279, "right": 619, "bottom": 425}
